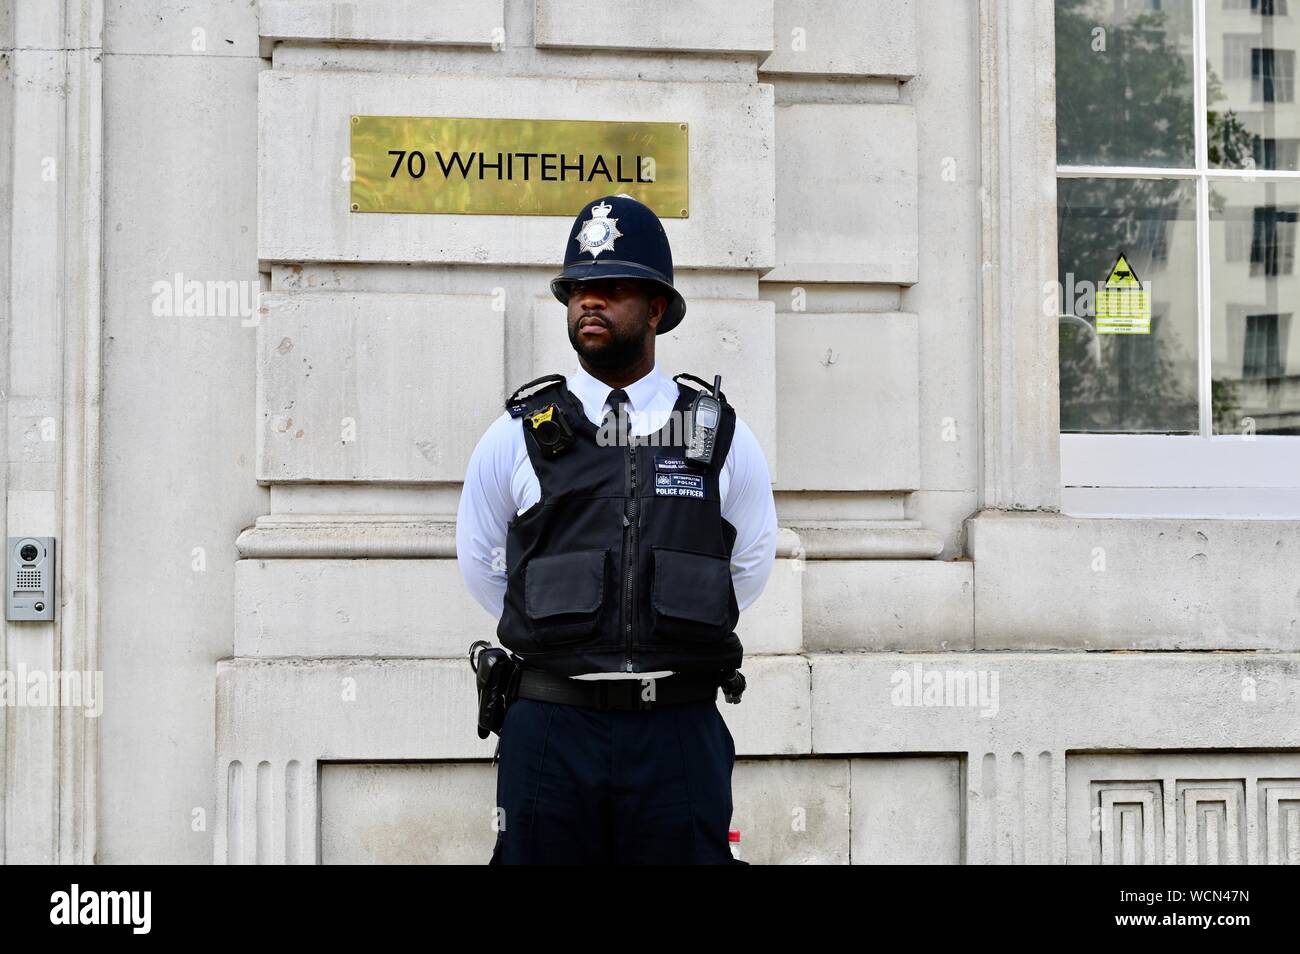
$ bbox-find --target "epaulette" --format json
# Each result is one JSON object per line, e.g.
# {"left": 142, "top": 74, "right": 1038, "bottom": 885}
{"left": 505, "top": 373, "right": 566, "bottom": 418}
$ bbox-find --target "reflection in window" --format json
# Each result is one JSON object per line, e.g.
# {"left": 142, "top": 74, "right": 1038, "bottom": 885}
{"left": 1252, "top": 136, "right": 1300, "bottom": 167}
{"left": 1224, "top": 33, "right": 1256, "bottom": 78}
{"left": 1209, "top": 5, "right": 1300, "bottom": 170}
{"left": 1056, "top": 0, "right": 1196, "bottom": 168}
{"left": 1225, "top": 209, "right": 1254, "bottom": 261}
{"left": 1252, "top": 48, "right": 1296, "bottom": 101}
{"left": 1136, "top": 216, "right": 1173, "bottom": 262}
{"left": 1223, "top": 1, "right": 1289, "bottom": 18}
{"left": 1059, "top": 3, "right": 1300, "bottom": 439}
{"left": 1210, "top": 182, "right": 1300, "bottom": 434}
{"left": 1058, "top": 178, "right": 1200, "bottom": 433}
{"left": 1250, "top": 205, "right": 1298, "bottom": 275}
{"left": 1242, "top": 313, "right": 1290, "bottom": 377}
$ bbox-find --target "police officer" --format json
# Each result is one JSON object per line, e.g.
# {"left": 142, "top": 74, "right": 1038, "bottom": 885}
{"left": 456, "top": 193, "right": 778, "bottom": 864}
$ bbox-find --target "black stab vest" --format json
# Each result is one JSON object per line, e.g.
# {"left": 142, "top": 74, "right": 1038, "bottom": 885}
{"left": 495, "top": 373, "right": 743, "bottom": 677}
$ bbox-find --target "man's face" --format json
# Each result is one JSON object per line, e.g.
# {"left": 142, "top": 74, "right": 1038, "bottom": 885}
{"left": 566, "top": 277, "right": 667, "bottom": 370}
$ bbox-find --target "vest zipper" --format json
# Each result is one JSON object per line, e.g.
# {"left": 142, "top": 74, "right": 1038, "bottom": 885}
{"left": 623, "top": 440, "right": 638, "bottom": 671}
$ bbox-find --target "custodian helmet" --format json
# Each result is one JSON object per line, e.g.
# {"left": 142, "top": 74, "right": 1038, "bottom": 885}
{"left": 550, "top": 193, "right": 686, "bottom": 335}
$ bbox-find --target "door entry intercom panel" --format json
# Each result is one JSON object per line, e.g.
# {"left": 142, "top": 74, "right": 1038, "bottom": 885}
{"left": 7, "top": 536, "right": 55, "bottom": 621}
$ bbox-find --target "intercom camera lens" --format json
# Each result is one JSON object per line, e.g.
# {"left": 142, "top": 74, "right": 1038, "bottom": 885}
{"left": 19, "top": 544, "right": 38, "bottom": 562}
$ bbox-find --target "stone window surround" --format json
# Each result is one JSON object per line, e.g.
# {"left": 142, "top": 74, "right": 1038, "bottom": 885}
{"left": 972, "top": 0, "right": 1300, "bottom": 652}
{"left": 995, "top": 0, "right": 1300, "bottom": 520}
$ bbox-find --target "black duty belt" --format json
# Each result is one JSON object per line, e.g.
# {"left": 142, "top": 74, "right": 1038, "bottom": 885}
{"left": 514, "top": 668, "right": 720, "bottom": 711}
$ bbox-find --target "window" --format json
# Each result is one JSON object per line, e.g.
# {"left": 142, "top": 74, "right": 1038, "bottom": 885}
{"left": 1250, "top": 204, "right": 1298, "bottom": 274}
{"left": 1055, "top": 0, "right": 1300, "bottom": 516}
{"left": 1252, "top": 135, "right": 1300, "bottom": 168}
{"left": 1251, "top": 47, "right": 1296, "bottom": 100}
{"left": 1225, "top": 208, "right": 1254, "bottom": 259}
{"left": 1225, "top": 33, "right": 1256, "bottom": 77}
{"left": 1137, "top": 213, "right": 1175, "bottom": 262}
{"left": 1242, "top": 312, "right": 1289, "bottom": 376}
{"left": 1224, "top": 0, "right": 1290, "bottom": 15}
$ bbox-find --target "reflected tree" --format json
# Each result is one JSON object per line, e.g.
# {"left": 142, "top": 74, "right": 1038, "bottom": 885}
{"left": 1056, "top": 0, "right": 1195, "bottom": 168}
{"left": 1207, "top": 69, "right": 1257, "bottom": 170}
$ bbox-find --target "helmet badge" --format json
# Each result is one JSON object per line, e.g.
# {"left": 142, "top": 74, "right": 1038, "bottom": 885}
{"left": 575, "top": 200, "right": 623, "bottom": 258}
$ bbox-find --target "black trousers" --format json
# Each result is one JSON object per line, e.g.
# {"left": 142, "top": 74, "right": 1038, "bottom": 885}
{"left": 489, "top": 694, "right": 743, "bottom": 864}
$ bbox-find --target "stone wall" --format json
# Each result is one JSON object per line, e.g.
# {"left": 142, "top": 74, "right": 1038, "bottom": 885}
{"left": 5, "top": 0, "right": 1295, "bottom": 865}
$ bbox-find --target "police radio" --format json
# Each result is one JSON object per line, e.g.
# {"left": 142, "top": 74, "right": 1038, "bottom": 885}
{"left": 686, "top": 375, "right": 723, "bottom": 467}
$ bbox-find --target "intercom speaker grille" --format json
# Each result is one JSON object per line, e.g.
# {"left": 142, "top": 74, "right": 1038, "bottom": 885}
{"left": 16, "top": 570, "right": 41, "bottom": 588}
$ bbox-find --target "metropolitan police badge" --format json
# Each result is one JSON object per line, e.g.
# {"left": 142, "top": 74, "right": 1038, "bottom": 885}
{"left": 575, "top": 200, "right": 623, "bottom": 258}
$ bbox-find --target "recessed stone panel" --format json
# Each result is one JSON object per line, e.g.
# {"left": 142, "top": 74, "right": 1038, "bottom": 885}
{"left": 235, "top": 558, "right": 495, "bottom": 657}
{"left": 775, "top": 312, "right": 919, "bottom": 490}
{"left": 257, "top": 291, "right": 504, "bottom": 482}
{"left": 968, "top": 512, "right": 1300, "bottom": 650}
{"left": 851, "top": 756, "right": 962, "bottom": 863}
{"left": 803, "top": 559, "right": 973, "bottom": 651}
{"left": 768, "top": 103, "right": 917, "bottom": 285}
{"left": 320, "top": 762, "right": 498, "bottom": 865}
{"left": 535, "top": 0, "right": 774, "bottom": 54}
{"left": 763, "top": 0, "right": 918, "bottom": 78}
{"left": 259, "top": 0, "right": 504, "bottom": 48}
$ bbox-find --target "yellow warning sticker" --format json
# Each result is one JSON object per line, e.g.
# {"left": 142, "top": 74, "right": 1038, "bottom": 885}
{"left": 1095, "top": 252, "right": 1151, "bottom": 335}
{"left": 527, "top": 405, "right": 555, "bottom": 427}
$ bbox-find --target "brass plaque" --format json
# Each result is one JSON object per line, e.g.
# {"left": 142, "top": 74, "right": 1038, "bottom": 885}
{"left": 349, "top": 115, "right": 689, "bottom": 217}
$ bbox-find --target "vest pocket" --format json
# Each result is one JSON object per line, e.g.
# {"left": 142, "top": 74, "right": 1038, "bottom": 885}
{"left": 650, "top": 546, "right": 735, "bottom": 642}
{"left": 524, "top": 547, "right": 608, "bottom": 644}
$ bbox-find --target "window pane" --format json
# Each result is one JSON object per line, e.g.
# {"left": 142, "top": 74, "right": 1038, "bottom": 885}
{"left": 1208, "top": 2, "right": 1300, "bottom": 169}
{"left": 1056, "top": 0, "right": 1196, "bottom": 168}
{"left": 1058, "top": 177, "right": 1200, "bottom": 433}
{"left": 1209, "top": 179, "right": 1300, "bottom": 433}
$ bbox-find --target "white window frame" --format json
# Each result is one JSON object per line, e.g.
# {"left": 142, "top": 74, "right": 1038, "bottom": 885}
{"left": 1057, "top": 0, "right": 1300, "bottom": 518}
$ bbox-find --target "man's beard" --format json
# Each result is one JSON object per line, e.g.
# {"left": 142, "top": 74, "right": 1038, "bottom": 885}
{"left": 568, "top": 313, "right": 649, "bottom": 370}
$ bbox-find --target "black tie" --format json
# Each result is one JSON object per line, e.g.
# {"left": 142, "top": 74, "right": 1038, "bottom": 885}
{"left": 603, "top": 388, "right": 630, "bottom": 426}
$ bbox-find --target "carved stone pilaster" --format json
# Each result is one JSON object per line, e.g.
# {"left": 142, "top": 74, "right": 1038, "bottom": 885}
{"left": 977, "top": 0, "right": 1061, "bottom": 511}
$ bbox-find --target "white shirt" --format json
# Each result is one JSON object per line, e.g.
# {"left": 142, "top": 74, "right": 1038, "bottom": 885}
{"left": 456, "top": 360, "right": 778, "bottom": 679}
